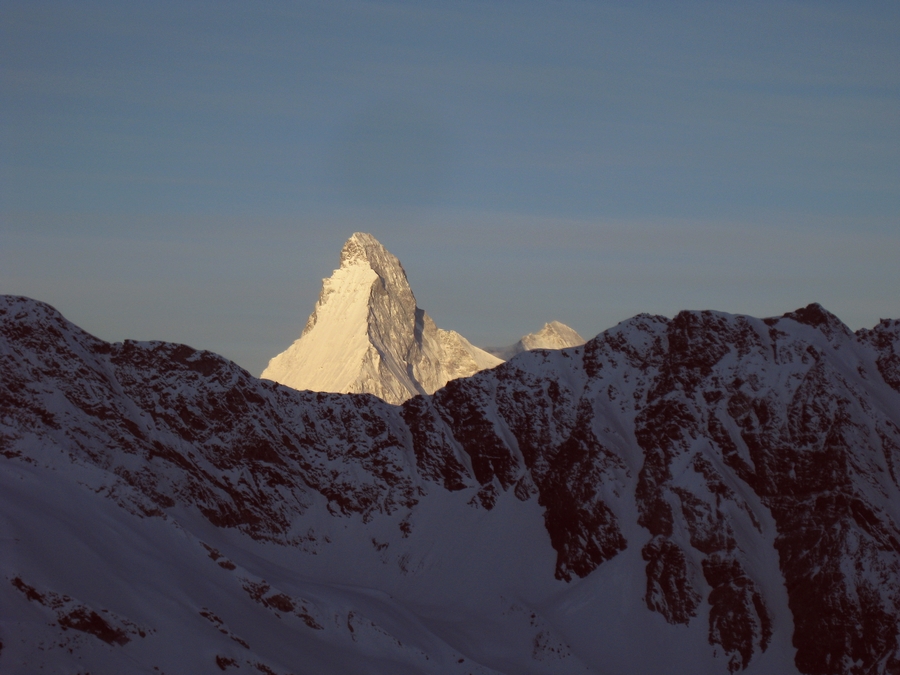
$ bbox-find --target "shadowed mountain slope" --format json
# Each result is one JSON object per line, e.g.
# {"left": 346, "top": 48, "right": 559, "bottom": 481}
{"left": 2, "top": 294, "right": 900, "bottom": 674}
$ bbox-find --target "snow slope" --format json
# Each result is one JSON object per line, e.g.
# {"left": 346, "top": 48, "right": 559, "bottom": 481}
{"left": 260, "top": 233, "right": 502, "bottom": 405}
{"left": 3, "top": 295, "right": 900, "bottom": 674}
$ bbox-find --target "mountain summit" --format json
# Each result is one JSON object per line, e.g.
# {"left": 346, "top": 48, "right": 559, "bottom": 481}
{"left": 261, "top": 233, "right": 501, "bottom": 404}
{"left": 488, "top": 320, "right": 585, "bottom": 360}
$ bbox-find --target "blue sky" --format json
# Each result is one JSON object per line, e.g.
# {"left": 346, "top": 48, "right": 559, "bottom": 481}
{"left": 2, "top": 0, "right": 898, "bottom": 375}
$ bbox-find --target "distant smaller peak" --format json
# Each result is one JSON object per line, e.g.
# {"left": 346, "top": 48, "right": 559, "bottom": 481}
{"left": 527, "top": 321, "right": 585, "bottom": 346}
{"left": 486, "top": 320, "right": 585, "bottom": 359}
{"left": 542, "top": 320, "right": 581, "bottom": 335}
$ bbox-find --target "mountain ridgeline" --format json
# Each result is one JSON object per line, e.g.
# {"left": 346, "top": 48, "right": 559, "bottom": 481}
{"left": 2, "top": 294, "right": 900, "bottom": 674}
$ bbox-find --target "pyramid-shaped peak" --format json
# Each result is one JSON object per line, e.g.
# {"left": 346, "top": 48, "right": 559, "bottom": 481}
{"left": 340, "top": 232, "right": 397, "bottom": 269}
{"left": 337, "top": 233, "right": 412, "bottom": 303}
{"left": 261, "top": 233, "right": 501, "bottom": 404}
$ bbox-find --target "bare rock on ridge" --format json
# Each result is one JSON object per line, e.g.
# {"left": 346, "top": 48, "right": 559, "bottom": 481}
{"left": 261, "top": 233, "right": 502, "bottom": 405}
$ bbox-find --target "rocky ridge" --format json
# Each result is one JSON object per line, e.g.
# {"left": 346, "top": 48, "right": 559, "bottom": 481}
{"left": 2, "top": 294, "right": 900, "bottom": 674}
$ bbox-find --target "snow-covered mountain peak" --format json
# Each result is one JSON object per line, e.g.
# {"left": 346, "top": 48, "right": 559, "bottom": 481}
{"left": 520, "top": 320, "right": 585, "bottom": 351}
{"left": 340, "top": 231, "right": 378, "bottom": 265}
{"left": 262, "top": 234, "right": 501, "bottom": 404}
{"left": 338, "top": 232, "right": 412, "bottom": 295}
{"left": 488, "top": 320, "right": 585, "bottom": 360}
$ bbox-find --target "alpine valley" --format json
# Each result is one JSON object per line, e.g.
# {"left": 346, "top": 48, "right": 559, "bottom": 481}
{"left": 2, "top": 290, "right": 900, "bottom": 673}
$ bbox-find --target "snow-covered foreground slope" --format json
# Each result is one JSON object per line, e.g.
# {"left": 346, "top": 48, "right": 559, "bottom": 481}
{"left": 261, "top": 233, "right": 502, "bottom": 405}
{"left": 3, "top": 295, "right": 900, "bottom": 674}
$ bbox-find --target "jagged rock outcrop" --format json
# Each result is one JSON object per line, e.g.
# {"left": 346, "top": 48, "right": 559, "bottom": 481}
{"left": 487, "top": 320, "right": 585, "bottom": 360}
{"left": 3, "top": 294, "right": 900, "bottom": 674}
{"left": 260, "top": 233, "right": 502, "bottom": 404}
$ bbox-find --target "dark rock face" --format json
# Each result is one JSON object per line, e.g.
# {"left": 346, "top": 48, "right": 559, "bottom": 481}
{"left": 859, "top": 317, "right": 900, "bottom": 394}
{"left": 702, "top": 555, "right": 772, "bottom": 673}
{"left": 3, "top": 296, "right": 900, "bottom": 674}
{"left": 10, "top": 577, "right": 147, "bottom": 646}
{"left": 0, "top": 296, "right": 420, "bottom": 540}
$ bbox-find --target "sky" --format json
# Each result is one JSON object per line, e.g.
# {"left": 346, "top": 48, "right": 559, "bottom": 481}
{"left": 2, "top": 0, "right": 898, "bottom": 376}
